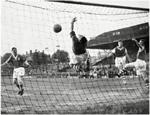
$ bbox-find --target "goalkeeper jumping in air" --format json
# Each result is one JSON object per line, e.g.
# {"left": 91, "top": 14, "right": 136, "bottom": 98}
{"left": 69, "top": 17, "right": 90, "bottom": 78}
{"left": 1, "top": 47, "right": 31, "bottom": 96}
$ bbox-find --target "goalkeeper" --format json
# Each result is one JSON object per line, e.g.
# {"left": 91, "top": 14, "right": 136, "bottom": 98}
{"left": 69, "top": 17, "right": 90, "bottom": 78}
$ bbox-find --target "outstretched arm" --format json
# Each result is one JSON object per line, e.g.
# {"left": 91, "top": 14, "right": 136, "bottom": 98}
{"left": 92, "top": 52, "right": 114, "bottom": 66}
{"left": 125, "top": 49, "right": 132, "bottom": 62}
{"left": 24, "top": 60, "right": 31, "bottom": 67}
{"left": 132, "top": 38, "right": 142, "bottom": 49}
{"left": 70, "top": 17, "right": 78, "bottom": 42}
{"left": 107, "top": 48, "right": 115, "bottom": 58}
{"left": 107, "top": 53, "right": 114, "bottom": 58}
{"left": 71, "top": 17, "right": 77, "bottom": 32}
{"left": 19, "top": 55, "right": 31, "bottom": 67}
{"left": 126, "top": 53, "right": 132, "bottom": 63}
{"left": 1, "top": 62, "right": 7, "bottom": 67}
{"left": 1, "top": 56, "right": 11, "bottom": 67}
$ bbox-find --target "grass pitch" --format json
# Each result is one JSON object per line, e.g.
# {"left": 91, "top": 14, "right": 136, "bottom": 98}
{"left": 1, "top": 76, "right": 149, "bottom": 114}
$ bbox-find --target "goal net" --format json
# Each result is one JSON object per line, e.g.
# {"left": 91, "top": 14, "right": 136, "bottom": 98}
{"left": 1, "top": 0, "right": 149, "bottom": 114}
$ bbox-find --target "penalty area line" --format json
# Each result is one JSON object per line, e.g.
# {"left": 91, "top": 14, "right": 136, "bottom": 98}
{"left": 2, "top": 92, "right": 32, "bottom": 97}
{"left": 121, "top": 87, "right": 137, "bottom": 90}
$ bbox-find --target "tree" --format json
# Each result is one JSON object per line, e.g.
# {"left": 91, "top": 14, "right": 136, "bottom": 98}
{"left": 52, "top": 49, "right": 69, "bottom": 63}
{"left": 41, "top": 52, "right": 48, "bottom": 64}
{"left": 32, "top": 51, "right": 52, "bottom": 65}
{"left": 32, "top": 51, "right": 40, "bottom": 66}
{"left": 46, "top": 54, "right": 52, "bottom": 64}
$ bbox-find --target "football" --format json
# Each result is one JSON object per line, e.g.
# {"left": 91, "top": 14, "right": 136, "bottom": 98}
{"left": 53, "top": 24, "right": 62, "bottom": 33}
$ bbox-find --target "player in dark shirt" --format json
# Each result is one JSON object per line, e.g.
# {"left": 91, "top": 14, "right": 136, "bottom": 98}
{"left": 108, "top": 40, "right": 131, "bottom": 84}
{"left": 70, "top": 17, "right": 90, "bottom": 78}
{"left": 121, "top": 39, "right": 149, "bottom": 89}
{"left": 1, "top": 47, "right": 30, "bottom": 95}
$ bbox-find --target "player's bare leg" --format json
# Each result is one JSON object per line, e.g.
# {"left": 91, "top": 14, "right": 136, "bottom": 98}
{"left": 81, "top": 60, "right": 90, "bottom": 79}
{"left": 18, "top": 76, "right": 24, "bottom": 96}
{"left": 85, "top": 59, "right": 90, "bottom": 78}
{"left": 119, "top": 70, "right": 127, "bottom": 85}
{"left": 140, "top": 71, "right": 149, "bottom": 89}
{"left": 77, "top": 64, "right": 86, "bottom": 79}
{"left": 118, "top": 63, "right": 127, "bottom": 85}
{"left": 13, "top": 78, "right": 21, "bottom": 94}
{"left": 119, "top": 62, "right": 136, "bottom": 85}
{"left": 71, "top": 54, "right": 90, "bottom": 79}
{"left": 81, "top": 61, "right": 87, "bottom": 79}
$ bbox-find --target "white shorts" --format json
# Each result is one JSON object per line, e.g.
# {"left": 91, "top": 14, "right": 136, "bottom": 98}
{"left": 93, "top": 73, "right": 98, "bottom": 78}
{"left": 134, "top": 59, "right": 146, "bottom": 76}
{"left": 115, "top": 56, "right": 126, "bottom": 69}
{"left": 70, "top": 52, "right": 88, "bottom": 65}
{"left": 125, "top": 59, "right": 146, "bottom": 76}
{"left": 13, "top": 67, "right": 25, "bottom": 80}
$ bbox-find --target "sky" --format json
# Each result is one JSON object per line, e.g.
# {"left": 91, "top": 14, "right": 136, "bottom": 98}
{"left": 1, "top": 0, "right": 149, "bottom": 58}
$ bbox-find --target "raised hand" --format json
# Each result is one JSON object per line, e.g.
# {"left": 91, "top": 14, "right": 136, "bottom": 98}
{"left": 72, "top": 17, "right": 77, "bottom": 23}
{"left": 132, "top": 38, "right": 136, "bottom": 41}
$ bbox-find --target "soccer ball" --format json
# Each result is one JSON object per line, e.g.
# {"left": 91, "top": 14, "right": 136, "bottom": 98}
{"left": 53, "top": 24, "right": 62, "bottom": 33}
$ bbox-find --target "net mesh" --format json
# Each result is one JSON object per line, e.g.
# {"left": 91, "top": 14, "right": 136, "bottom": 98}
{"left": 1, "top": 0, "right": 149, "bottom": 114}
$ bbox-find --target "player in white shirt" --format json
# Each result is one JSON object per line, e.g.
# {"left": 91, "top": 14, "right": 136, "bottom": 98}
{"left": 1, "top": 47, "right": 30, "bottom": 96}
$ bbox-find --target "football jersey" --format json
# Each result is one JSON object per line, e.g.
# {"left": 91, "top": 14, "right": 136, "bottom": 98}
{"left": 137, "top": 46, "right": 146, "bottom": 61}
{"left": 6, "top": 54, "right": 25, "bottom": 68}
{"left": 112, "top": 47, "right": 127, "bottom": 57}
{"left": 70, "top": 31, "right": 86, "bottom": 55}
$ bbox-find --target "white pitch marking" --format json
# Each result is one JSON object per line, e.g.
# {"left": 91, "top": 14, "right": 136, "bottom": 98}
{"left": 2, "top": 93, "right": 32, "bottom": 97}
{"left": 121, "top": 87, "right": 137, "bottom": 90}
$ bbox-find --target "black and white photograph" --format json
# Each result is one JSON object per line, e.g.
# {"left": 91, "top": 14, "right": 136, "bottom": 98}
{"left": 1, "top": 0, "right": 149, "bottom": 114}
